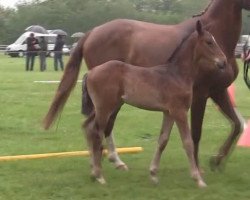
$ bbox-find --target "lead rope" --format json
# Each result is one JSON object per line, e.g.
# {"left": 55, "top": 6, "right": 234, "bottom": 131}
{"left": 243, "top": 61, "right": 250, "bottom": 89}
{"left": 243, "top": 34, "right": 250, "bottom": 89}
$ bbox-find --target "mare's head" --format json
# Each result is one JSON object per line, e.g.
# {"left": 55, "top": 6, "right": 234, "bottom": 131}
{"left": 240, "top": 0, "right": 250, "bottom": 10}
{"left": 193, "top": 20, "right": 227, "bottom": 72}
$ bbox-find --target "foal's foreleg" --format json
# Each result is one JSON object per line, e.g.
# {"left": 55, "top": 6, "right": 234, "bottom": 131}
{"left": 150, "top": 113, "right": 174, "bottom": 184}
{"left": 106, "top": 134, "right": 128, "bottom": 170}
{"left": 210, "top": 89, "right": 244, "bottom": 170}
{"left": 175, "top": 113, "right": 207, "bottom": 188}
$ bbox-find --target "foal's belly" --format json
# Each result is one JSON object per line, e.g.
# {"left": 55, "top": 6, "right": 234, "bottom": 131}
{"left": 122, "top": 93, "right": 164, "bottom": 111}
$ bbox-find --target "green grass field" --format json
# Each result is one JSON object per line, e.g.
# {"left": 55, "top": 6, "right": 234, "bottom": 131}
{"left": 0, "top": 53, "right": 250, "bottom": 200}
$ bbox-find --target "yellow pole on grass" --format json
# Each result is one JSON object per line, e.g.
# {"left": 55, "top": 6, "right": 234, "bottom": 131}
{"left": 0, "top": 147, "right": 143, "bottom": 162}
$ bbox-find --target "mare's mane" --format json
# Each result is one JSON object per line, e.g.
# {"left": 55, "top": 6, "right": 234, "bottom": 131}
{"left": 193, "top": 0, "right": 214, "bottom": 17}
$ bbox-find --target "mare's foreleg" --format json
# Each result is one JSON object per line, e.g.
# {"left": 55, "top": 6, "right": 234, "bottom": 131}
{"left": 191, "top": 94, "right": 207, "bottom": 172}
{"left": 210, "top": 89, "right": 244, "bottom": 170}
{"left": 149, "top": 113, "right": 174, "bottom": 184}
{"left": 174, "top": 112, "right": 207, "bottom": 188}
{"left": 104, "top": 106, "right": 128, "bottom": 170}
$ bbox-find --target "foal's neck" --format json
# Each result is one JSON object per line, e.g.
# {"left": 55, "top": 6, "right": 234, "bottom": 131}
{"left": 168, "top": 35, "right": 197, "bottom": 82}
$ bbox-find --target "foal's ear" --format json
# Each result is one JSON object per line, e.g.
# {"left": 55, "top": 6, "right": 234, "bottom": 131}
{"left": 196, "top": 20, "right": 204, "bottom": 36}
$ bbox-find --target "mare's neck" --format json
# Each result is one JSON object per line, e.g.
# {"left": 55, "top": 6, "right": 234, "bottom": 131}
{"left": 204, "top": 0, "right": 240, "bottom": 19}
{"left": 202, "top": 0, "right": 242, "bottom": 55}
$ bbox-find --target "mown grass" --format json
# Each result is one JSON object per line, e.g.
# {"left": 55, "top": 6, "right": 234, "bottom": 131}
{"left": 0, "top": 53, "right": 250, "bottom": 200}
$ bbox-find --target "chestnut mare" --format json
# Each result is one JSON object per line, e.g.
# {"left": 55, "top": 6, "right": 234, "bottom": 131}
{"left": 82, "top": 21, "right": 226, "bottom": 187}
{"left": 43, "top": 0, "right": 250, "bottom": 171}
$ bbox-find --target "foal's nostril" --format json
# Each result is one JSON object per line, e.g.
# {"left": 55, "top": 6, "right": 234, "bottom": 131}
{"left": 216, "top": 60, "right": 227, "bottom": 69}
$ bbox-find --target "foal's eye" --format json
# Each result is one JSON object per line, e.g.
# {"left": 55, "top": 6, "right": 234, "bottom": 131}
{"left": 206, "top": 41, "right": 213, "bottom": 46}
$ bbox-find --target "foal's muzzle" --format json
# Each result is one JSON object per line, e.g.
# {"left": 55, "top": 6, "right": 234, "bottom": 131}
{"left": 215, "top": 59, "right": 227, "bottom": 70}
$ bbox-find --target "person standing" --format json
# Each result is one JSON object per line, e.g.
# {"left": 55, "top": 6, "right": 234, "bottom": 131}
{"left": 26, "top": 33, "right": 38, "bottom": 71}
{"left": 39, "top": 36, "right": 48, "bottom": 71}
{"left": 54, "top": 35, "right": 64, "bottom": 71}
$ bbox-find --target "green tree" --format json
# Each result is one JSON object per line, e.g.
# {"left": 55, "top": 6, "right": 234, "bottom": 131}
{"left": 3, "top": 0, "right": 247, "bottom": 45}
{"left": 0, "top": 6, "right": 15, "bottom": 44}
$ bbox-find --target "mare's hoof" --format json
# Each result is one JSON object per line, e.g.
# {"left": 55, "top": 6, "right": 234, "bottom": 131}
{"left": 209, "top": 155, "right": 225, "bottom": 172}
{"left": 116, "top": 164, "right": 129, "bottom": 171}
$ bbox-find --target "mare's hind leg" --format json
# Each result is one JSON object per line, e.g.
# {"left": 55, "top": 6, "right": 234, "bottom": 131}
{"left": 210, "top": 89, "right": 244, "bottom": 170}
{"left": 105, "top": 106, "right": 128, "bottom": 170}
{"left": 191, "top": 95, "right": 207, "bottom": 172}
{"left": 174, "top": 112, "right": 207, "bottom": 188}
{"left": 150, "top": 113, "right": 174, "bottom": 184}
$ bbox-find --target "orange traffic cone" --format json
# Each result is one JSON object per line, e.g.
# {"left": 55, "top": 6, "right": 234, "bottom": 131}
{"left": 227, "top": 84, "right": 236, "bottom": 107}
{"left": 237, "top": 120, "right": 250, "bottom": 147}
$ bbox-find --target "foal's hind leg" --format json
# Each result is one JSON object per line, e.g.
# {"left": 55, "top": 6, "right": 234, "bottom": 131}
{"left": 150, "top": 113, "right": 174, "bottom": 184}
{"left": 84, "top": 114, "right": 106, "bottom": 184}
{"left": 174, "top": 112, "right": 207, "bottom": 188}
{"left": 210, "top": 89, "right": 244, "bottom": 171}
{"left": 104, "top": 105, "right": 128, "bottom": 170}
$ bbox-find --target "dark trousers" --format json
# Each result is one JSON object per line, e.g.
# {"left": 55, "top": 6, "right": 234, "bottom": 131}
{"left": 54, "top": 52, "right": 64, "bottom": 71}
{"left": 39, "top": 52, "right": 47, "bottom": 71}
{"left": 26, "top": 52, "right": 36, "bottom": 71}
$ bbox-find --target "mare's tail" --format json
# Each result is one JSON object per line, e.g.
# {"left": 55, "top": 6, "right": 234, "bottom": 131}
{"left": 82, "top": 74, "right": 94, "bottom": 116}
{"left": 43, "top": 33, "right": 89, "bottom": 130}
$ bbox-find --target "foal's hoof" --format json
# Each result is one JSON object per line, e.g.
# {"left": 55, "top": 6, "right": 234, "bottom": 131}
{"left": 150, "top": 175, "right": 159, "bottom": 185}
{"left": 116, "top": 164, "right": 129, "bottom": 171}
{"left": 197, "top": 180, "right": 207, "bottom": 188}
{"left": 199, "top": 167, "right": 205, "bottom": 174}
{"left": 108, "top": 155, "right": 129, "bottom": 171}
{"left": 150, "top": 171, "right": 159, "bottom": 185}
{"left": 91, "top": 174, "right": 106, "bottom": 185}
{"left": 209, "top": 155, "right": 225, "bottom": 172}
{"left": 96, "top": 176, "right": 106, "bottom": 185}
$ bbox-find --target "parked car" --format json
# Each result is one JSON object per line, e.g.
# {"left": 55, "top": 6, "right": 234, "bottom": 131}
{"left": 5, "top": 31, "right": 69, "bottom": 57}
{"left": 235, "top": 35, "right": 250, "bottom": 58}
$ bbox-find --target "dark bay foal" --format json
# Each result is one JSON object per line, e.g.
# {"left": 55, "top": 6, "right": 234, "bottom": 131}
{"left": 82, "top": 21, "right": 227, "bottom": 187}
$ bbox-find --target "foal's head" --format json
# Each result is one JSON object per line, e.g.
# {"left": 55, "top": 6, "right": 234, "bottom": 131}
{"left": 193, "top": 21, "right": 227, "bottom": 72}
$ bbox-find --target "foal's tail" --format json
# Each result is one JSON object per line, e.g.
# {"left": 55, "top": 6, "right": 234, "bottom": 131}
{"left": 82, "top": 74, "right": 94, "bottom": 116}
{"left": 43, "top": 33, "right": 89, "bottom": 130}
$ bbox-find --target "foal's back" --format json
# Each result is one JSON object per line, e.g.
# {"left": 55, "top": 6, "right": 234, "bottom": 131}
{"left": 88, "top": 60, "right": 190, "bottom": 112}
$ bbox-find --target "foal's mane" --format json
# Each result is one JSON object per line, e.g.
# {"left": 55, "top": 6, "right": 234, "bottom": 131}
{"left": 193, "top": 0, "right": 214, "bottom": 18}
{"left": 168, "top": 32, "right": 195, "bottom": 63}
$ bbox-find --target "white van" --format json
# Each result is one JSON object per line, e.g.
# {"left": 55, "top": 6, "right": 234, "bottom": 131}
{"left": 235, "top": 35, "right": 250, "bottom": 58}
{"left": 5, "top": 31, "right": 69, "bottom": 57}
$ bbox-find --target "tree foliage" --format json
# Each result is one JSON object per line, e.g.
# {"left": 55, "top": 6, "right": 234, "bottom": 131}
{"left": 0, "top": 0, "right": 248, "bottom": 44}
